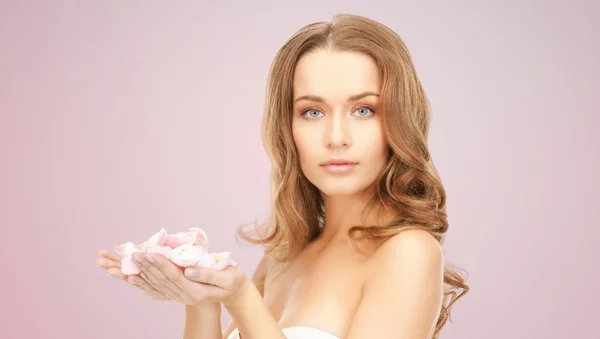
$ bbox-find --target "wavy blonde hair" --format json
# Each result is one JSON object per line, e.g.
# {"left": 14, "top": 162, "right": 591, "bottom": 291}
{"left": 238, "top": 13, "right": 469, "bottom": 338}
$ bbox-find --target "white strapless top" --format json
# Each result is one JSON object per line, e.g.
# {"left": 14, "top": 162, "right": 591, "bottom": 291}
{"left": 227, "top": 326, "right": 340, "bottom": 339}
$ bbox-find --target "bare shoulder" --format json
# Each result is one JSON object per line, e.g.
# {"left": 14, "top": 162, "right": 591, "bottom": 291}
{"left": 365, "top": 229, "right": 444, "bottom": 288}
{"left": 368, "top": 229, "right": 443, "bottom": 270}
{"left": 344, "top": 230, "right": 444, "bottom": 338}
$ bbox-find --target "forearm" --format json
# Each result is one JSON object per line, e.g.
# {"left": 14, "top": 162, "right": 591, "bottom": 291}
{"left": 223, "top": 279, "right": 286, "bottom": 339}
{"left": 183, "top": 303, "right": 223, "bottom": 339}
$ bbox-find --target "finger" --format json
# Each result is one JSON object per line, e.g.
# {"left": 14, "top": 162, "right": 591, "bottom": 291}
{"left": 184, "top": 266, "right": 234, "bottom": 290}
{"left": 98, "top": 249, "right": 121, "bottom": 262}
{"left": 137, "top": 253, "right": 189, "bottom": 288}
{"left": 106, "top": 267, "right": 128, "bottom": 281}
{"left": 136, "top": 253, "right": 194, "bottom": 304}
{"left": 128, "top": 275, "right": 154, "bottom": 293}
{"left": 181, "top": 267, "right": 234, "bottom": 302}
{"left": 139, "top": 271, "right": 185, "bottom": 303}
{"left": 136, "top": 260, "right": 183, "bottom": 302}
{"left": 128, "top": 275, "right": 168, "bottom": 300}
{"left": 138, "top": 270, "right": 164, "bottom": 292}
{"left": 95, "top": 257, "right": 121, "bottom": 269}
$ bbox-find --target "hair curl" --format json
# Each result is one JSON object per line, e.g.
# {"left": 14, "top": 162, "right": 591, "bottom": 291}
{"left": 238, "top": 13, "right": 469, "bottom": 338}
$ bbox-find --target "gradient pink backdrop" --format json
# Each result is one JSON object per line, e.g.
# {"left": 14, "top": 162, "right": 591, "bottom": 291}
{"left": 1, "top": 1, "right": 598, "bottom": 338}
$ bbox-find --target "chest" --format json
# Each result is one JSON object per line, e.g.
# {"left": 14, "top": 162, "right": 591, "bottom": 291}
{"left": 262, "top": 244, "right": 368, "bottom": 335}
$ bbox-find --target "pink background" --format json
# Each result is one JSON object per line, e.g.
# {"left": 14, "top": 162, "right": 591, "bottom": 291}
{"left": 1, "top": 1, "right": 598, "bottom": 338}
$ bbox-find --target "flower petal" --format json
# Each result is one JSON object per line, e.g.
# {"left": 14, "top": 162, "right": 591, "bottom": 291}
{"left": 121, "top": 242, "right": 142, "bottom": 275}
{"left": 196, "top": 252, "right": 234, "bottom": 270}
{"left": 210, "top": 252, "right": 232, "bottom": 270}
{"left": 113, "top": 241, "right": 136, "bottom": 258}
{"left": 189, "top": 227, "right": 209, "bottom": 249}
{"left": 121, "top": 258, "right": 141, "bottom": 275}
{"left": 196, "top": 253, "right": 216, "bottom": 268}
{"left": 158, "top": 228, "right": 197, "bottom": 248}
{"left": 112, "top": 228, "right": 234, "bottom": 274}
{"left": 170, "top": 244, "right": 204, "bottom": 267}
{"left": 146, "top": 245, "right": 173, "bottom": 258}
{"left": 136, "top": 230, "right": 162, "bottom": 251}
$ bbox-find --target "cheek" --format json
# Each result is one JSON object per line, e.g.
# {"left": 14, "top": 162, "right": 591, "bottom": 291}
{"left": 366, "top": 142, "right": 389, "bottom": 176}
{"left": 375, "top": 134, "right": 389, "bottom": 162}
{"left": 359, "top": 125, "right": 388, "bottom": 162}
{"left": 292, "top": 125, "right": 314, "bottom": 165}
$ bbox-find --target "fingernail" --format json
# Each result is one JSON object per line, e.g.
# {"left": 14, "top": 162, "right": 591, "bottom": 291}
{"left": 132, "top": 254, "right": 142, "bottom": 263}
{"left": 145, "top": 254, "right": 155, "bottom": 263}
{"left": 185, "top": 268, "right": 197, "bottom": 277}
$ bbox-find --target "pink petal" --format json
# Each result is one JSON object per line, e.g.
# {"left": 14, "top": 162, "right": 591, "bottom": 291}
{"left": 112, "top": 228, "right": 227, "bottom": 275}
{"left": 210, "top": 252, "right": 232, "bottom": 270}
{"left": 113, "top": 241, "right": 136, "bottom": 258}
{"left": 196, "top": 253, "right": 216, "bottom": 268}
{"left": 137, "top": 230, "right": 162, "bottom": 251}
{"left": 188, "top": 227, "right": 209, "bottom": 248}
{"left": 196, "top": 252, "right": 234, "bottom": 271}
{"left": 146, "top": 245, "right": 173, "bottom": 258}
{"left": 170, "top": 244, "right": 205, "bottom": 267}
{"left": 121, "top": 258, "right": 141, "bottom": 275}
{"left": 120, "top": 243, "right": 142, "bottom": 275}
{"left": 157, "top": 228, "right": 197, "bottom": 248}
{"left": 155, "top": 228, "right": 170, "bottom": 246}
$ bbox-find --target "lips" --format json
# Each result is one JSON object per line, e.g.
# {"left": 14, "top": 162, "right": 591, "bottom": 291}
{"left": 319, "top": 159, "right": 359, "bottom": 174}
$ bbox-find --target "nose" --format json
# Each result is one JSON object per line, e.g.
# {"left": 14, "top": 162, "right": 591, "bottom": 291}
{"left": 325, "top": 113, "right": 351, "bottom": 149}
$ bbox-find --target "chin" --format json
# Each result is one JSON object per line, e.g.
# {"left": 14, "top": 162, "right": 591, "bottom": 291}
{"left": 311, "top": 177, "right": 373, "bottom": 197}
{"left": 320, "top": 187, "right": 361, "bottom": 197}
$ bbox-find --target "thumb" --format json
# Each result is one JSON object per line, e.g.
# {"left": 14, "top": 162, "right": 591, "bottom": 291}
{"left": 184, "top": 266, "right": 226, "bottom": 286}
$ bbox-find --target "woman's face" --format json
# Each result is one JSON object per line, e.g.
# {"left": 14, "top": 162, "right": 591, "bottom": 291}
{"left": 292, "top": 49, "right": 389, "bottom": 197}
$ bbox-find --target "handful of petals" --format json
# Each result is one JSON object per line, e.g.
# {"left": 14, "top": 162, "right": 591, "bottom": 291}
{"left": 113, "top": 227, "right": 237, "bottom": 275}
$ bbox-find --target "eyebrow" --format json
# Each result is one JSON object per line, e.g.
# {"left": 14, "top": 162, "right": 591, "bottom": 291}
{"left": 293, "top": 91, "right": 380, "bottom": 104}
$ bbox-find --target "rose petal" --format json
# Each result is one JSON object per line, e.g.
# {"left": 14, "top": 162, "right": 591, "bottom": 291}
{"left": 112, "top": 228, "right": 233, "bottom": 274}
{"left": 155, "top": 228, "right": 170, "bottom": 247}
{"left": 148, "top": 230, "right": 161, "bottom": 244}
{"left": 189, "top": 227, "right": 209, "bottom": 249}
{"left": 170, "top": 244, "right": 205, "bottom": 267}
{"left": 210, "top": 252, "right": 232, "bottom": 270}
{"left": 196, "top": 252, "right": 233, "bottom": 270}
{"left": 113, "top": 241, "right": 136, "bottom": 258}
{"left": 157, "top": 228, "right": 197, "bottom": 248}
{"left": 196, "top": 253, "right": 216, "bottom": 268}
{"left": 146, "top": 245, "right": 173, "bottom": 258}
{"left": 121, "top": 242, "right": 142, "bottom": 275}
{"left": 136, "top": 230, "right": 162, "bottom": 251}
{"left": 121, "top": 258, "right": 141, "bottom": 275}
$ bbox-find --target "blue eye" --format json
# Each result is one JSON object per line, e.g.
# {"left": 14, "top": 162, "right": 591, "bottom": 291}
{"left": 353, "top": 106, "right": 374, "bottom": 117}
{"left": 303, "top": 109, "right": 324, "bottom": 119}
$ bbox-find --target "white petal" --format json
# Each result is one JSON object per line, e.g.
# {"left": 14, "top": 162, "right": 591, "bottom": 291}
{"left": 170, "top": 244, "right": 204, "bottom": 267}
{"left": 210, "top": 252, "right": 232, "bottom": 270}
{"left": 196, "top": 253, "right": 216, "bottom": 268}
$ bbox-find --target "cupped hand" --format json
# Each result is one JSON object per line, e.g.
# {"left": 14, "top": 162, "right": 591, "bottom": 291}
{"left": 130, "top": 252, "right": 249, "bottom": 306}
{"left": 95, "top": 249, "right": 169, "bottom": 301}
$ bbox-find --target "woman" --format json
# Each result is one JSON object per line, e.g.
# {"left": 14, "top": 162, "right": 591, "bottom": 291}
{"left": 96, "top": 13, "right": 469, "bottom": 339}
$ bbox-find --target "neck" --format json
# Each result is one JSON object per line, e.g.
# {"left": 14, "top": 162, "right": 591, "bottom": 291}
{"left": 318, "top": 188, "right": 393, "bottom": 243}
